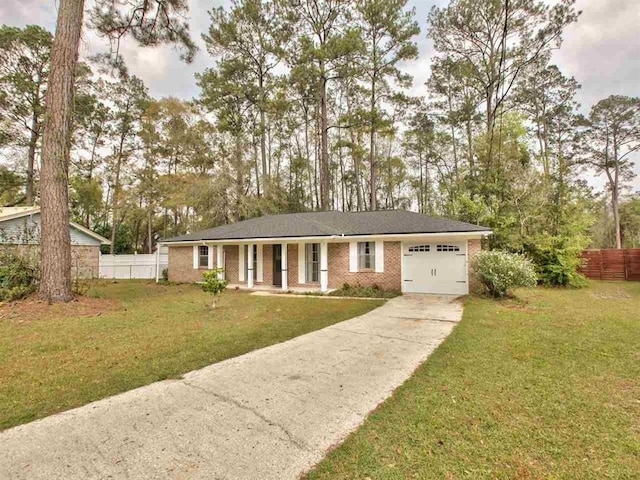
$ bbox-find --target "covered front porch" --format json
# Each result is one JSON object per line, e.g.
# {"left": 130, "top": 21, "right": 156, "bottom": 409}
{"left": 200, "top": 241, "right": 330, "bottom": 292}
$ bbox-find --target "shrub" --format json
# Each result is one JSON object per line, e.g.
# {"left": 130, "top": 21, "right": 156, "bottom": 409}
{"left": 201, "top": 268, "right": 228, "bottom": 308}
{"left": 328, "top": 282, "right": 401, "bottom": 299}
{"left": 472, "top": 250, "right": 537, "bottom": 298}
{"left": 0, "top": 251, "right": 39, "bottom": 301}
{"left": 161, "top": 268, "right": 169, "bottom": 282}
{"left": 524, "top": 235, "right": 588, "bottom": 288}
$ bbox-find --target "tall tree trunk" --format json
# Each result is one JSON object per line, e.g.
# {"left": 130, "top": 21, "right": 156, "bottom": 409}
{"left": 234, "top": 135, "right": 244, "bottom": 221}
{"left": 109, "top": 141, "right": 125, "bottom": 254}
{"left": 303, "top": 110, "right": 315, "bottom": 210}
{"left": 259, "top": 76, "right": 268, "bottom": 197}
{"left": 612, "top": 188, "right": 622, "bottom": 249}
{"left": 346, "top": 95, "right": 363, "bottom": 211}
{"left": 319, "top": 69, "right": 330, "bottom": 210}
{"left": 447, "top": 92, "right": 459, "bottom": 184}
{"left": 39, "top": 0, "right": 84, "bottom": 303}
{"left": 26, "top": 112, "right": 40, "bottom": 206}
{"left": 253, "top": 132, "right": 261, "bottom": 197}
{"left": 466, "top": 118, "right": 475, "bottom": 185}
{"left": 368, "top": 78, "right": 377, "bottom": 211}
{"left": 613, "top": 135, "right": 622, "bottom": 249}
{"left": 147, "top": 205, "right": 153, "bottom": 254}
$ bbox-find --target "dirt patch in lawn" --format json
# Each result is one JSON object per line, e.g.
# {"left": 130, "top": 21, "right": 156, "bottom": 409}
{"left": 503, "top": 303, "right": 538, "bottom": 314}
{"left": 590, "top": 290, "right": 632, "bottom": 300}
{"left": 0, "top": 295, "right": 120, "bottom": 323}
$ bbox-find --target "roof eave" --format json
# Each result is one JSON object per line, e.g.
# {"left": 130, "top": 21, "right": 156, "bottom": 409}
{"left": 160, "top": 230, "right": 493, "bottom": 245}
{"left": 0, "top": 208, "right": 41, "bottom": 223}
{"left": 69, "top": 221, "right": 112, "bottom": 245}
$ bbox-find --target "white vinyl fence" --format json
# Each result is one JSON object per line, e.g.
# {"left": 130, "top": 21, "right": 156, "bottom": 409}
{"left": 99, "top": 246, "right": 168, "bottom": 280}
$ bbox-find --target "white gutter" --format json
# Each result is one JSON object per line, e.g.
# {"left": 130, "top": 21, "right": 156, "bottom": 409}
{"left": 158, "top": 230, "right": 493, "bottom": 246}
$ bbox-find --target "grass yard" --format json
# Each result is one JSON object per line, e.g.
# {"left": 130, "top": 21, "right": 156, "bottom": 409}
{"left": 0, "top": 281, "right": 382, "bottom": 431}
{"left": 306, "top": 281, "right": 640, "bottom": 480}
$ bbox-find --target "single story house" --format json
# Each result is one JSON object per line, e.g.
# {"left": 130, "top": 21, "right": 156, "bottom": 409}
{"left": 0, "top": 206, "right": 110, "bottom": 278}
{"left": 161, "top": 210, "right": 491, "bottom": 295}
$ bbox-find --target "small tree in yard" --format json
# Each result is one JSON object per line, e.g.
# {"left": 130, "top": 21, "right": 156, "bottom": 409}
{"left": 472, "top": 250, "right": 537, "bottom": 298}
{"left": 202, "top": 269, "right": 228, "bottom": 308}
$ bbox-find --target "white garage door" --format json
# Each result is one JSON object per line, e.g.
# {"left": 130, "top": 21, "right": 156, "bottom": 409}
{"left": 402, "top": 242, "right": 468, "bottom": 295}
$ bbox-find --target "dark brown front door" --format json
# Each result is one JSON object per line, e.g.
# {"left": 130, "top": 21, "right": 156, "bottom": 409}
{"left": 273, "top": 244, "right": 282, "bottom": 287}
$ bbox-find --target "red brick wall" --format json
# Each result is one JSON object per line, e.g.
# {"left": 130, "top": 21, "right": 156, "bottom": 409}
{"left": 262, "top": 244, "right": 273, "bottom": 286}
{"left": 71, "top": 246, "right": 100, "bottom": 279}
{"left": 223, "top": 245, "right": 240, "bottom": 284}
{"left": 327, "top": 241, "right": 402, "bottom": 291}
{"left": 167, "top": 246, "right": 214, "bottom": 283}
{"left": 467, "top": 239, "right": 482, "bottom": 293}
{"left": 287, "top": 243, "right": 299, "bottom": 286}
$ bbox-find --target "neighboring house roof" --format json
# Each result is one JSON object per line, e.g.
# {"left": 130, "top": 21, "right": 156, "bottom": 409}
{"left": 0, "top": 206, "right": 111, "bottom": 245}
{"left": 162, "top": 210, "right": 491, "bottom": 243}
{"left": 0, "top": 206, "right": 40, "bottom": 222}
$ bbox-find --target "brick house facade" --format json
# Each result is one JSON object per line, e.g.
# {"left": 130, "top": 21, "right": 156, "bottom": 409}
{"left": 163, "top": 211, "right": 490, "bottom": 295}
{"left": 326, "top": 242, "right": 401, "bottom": 290}
{"left": 168, "top": 238, "right": 485, "bottom": 293}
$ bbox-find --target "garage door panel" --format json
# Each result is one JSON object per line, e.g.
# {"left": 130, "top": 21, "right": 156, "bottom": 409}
{"left": 402, "top": 242, "right": 467, "bottom": 295}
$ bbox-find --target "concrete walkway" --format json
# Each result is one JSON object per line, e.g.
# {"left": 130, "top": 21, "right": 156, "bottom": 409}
{"left": 0, "top": 295, "right": 463, "bottom": 480}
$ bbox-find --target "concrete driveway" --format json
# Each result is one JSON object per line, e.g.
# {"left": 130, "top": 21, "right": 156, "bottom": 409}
{"left": 0, "top": 294, "right": 463, "bottom": 480}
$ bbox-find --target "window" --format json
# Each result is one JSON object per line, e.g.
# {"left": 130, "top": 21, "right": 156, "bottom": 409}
{"left": 436, "top": 244, "right": 460, "bottom": 252}
{"left": 244, "top": 245, "right": 258, "bottom": 281}
{"left": 198, "top": 246, "right": 209, "bottom": 268}
{"left": 305, "top": 243, "right": 320, "bottom": 283}
{"left": 408, "top": 245, "right": 430, "bottom": 253}
{"left": 358, "top": 242, "right": 376, "bottom": 270}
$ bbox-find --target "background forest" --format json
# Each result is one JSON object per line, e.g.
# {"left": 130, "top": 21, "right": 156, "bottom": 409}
{"left": 1, "top": 0, "right": 639, "bottom": 286}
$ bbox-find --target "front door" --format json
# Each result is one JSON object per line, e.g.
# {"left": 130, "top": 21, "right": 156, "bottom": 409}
{"left": 273, "top": 244, "right": 282, "bottom": 287}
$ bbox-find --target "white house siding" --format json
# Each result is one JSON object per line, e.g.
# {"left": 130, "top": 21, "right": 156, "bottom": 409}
{"left": 0, "top": 214, "right": 101, "bottom": 246}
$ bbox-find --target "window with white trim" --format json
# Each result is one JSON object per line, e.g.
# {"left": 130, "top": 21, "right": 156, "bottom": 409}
{"left": 408, "top": 245, "right": 430, "bottom": 253}
{"left": 436, "top": 244, "right": 460, "bottom": 252}
{"left": 305, "top": 243, "right": 320, "bottom": 283}
{"left": 357, "top": 242, "right": 376, "bottom": 270}
{"left": 198, "top": 246, "right": 209, "bottom": 268}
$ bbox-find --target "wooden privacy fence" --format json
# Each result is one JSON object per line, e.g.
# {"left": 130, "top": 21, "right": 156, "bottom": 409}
{"left": 579, "top": 248, "right": 640, "bottom": 281}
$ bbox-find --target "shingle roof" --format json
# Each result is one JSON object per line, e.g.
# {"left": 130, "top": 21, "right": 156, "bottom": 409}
{"left": 162, "top": 210, "right": 490, "bottom": 243}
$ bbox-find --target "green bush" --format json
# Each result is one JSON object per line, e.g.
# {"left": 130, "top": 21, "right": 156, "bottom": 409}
{"left": 524, "top": 235, "right": 588, "bottom": 288}
{"left": 0, "top": 251, "right": 39, "bottom": 301}
{"left": 328, "top": 282, "right": 401, "bottom": 299}
{"left": 472, "top": 250, "right": 537, "bottom": 298}
{"left": 201, "top": 268, "right": 228, "bottom": 307}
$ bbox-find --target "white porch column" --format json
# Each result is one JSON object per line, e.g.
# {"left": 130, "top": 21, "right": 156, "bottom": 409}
{"left": 247, "top": 243, "right": 255, "bottom": 288}
{"left": 216, "top": 245, "right": 224, "bottom": 279}
{"left": 281, "top": 243, "right": 288, "bottom": 290}
{"left": 320, "top": 241, "right": 328, "bottom": 292}
{"left": 207, "top": 243, "right": 214, "bottom": 270}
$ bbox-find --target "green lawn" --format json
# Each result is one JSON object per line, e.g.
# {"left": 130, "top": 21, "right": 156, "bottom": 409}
{"left": 306, "top": 281, "right": 640, "bottom": 480}
{"left": 0, "top": 281, "right": 382, "bottom": 431}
